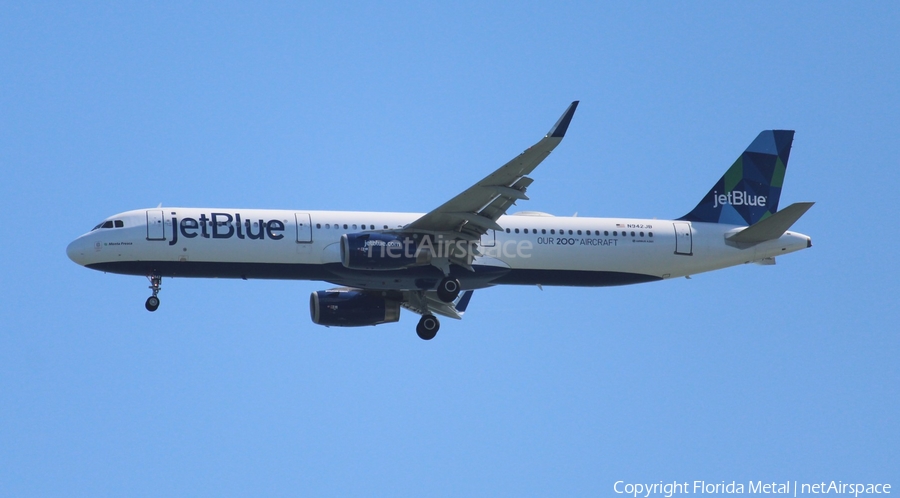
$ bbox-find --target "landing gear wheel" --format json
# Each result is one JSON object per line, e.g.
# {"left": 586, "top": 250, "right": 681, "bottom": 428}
{"left": 436, "top": 277, "right": 461, "bottom": 303}
{"left": 145, "top": 274, "right": 162, "bottom": 312}
{"left": 416, "top": 314, "right": 440, "bottom": 340}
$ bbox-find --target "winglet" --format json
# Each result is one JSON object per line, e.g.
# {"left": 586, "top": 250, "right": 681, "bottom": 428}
{"left": 455, "top": 291, "right": 474, "bottom": 315}
{"left": 547, "top": 101, "right": 579, "bottom": 138}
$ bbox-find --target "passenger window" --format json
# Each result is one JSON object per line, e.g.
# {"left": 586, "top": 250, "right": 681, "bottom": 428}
{"left": 542, "top": 229, "right": 546, "bottom": 234}
{"left": 649, "top": 232, "right": 653, "bottom": 237}
{"left": 343, "top": 224, "right": 348, "bottom": 229}
{"left": 631, "top": 231, "right": 635, "bottom": 236}
{"left": 352, "top": 224, "right": 357, "bottom": 230}
{"left": 577, "top": 230, "right": 582, "bottom": 235}
{"left": 523, "top": 229, "right": 528, "bottom": 234}
{"left": 550, "top": 229, "right": 555, "bottom": 234}
{"left": 383, "top": 225, "right": 388, "bottom": 229}
{"left": 505, "top": 228, "right": 510, "bottom": 233}
{"left": 316, "top": 224, "right": 321, "bottom": 229}
{"left": 604, "top": 231, "right": 609, "bottom": 236}
{"left": 640, "top": 232, "right": 644, "bottom": 237}
{"left": 568, "top": 230, "right": 573, "bottom": 235}
{"left": 325, "top": 224, "right": 331, "bottom": 229}
{"left": 613, "top": 231, "right": 618, "bottom": 236}
{"left": 514, "top": 228, "right": 520, "bottom": 233}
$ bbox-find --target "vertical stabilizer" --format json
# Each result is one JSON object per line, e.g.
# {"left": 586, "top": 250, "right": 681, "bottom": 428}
{"left": 680, "top": 130, "right": 794, "bottom": 226}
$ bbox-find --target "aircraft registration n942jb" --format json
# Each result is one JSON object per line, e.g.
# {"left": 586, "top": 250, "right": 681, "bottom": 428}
{"left": 67, "top": 102, "right": 814, "bottom": 340}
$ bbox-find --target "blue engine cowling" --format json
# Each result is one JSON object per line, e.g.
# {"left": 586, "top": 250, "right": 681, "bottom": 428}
{"left": 340, "top": 232, "right": 421, "bottom": 270}
{"left": 309, "top": 289, "right": 401, "bottom": 327}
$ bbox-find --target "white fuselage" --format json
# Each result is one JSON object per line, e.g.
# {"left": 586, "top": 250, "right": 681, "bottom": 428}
{"left": 67, "top": 207, "right": 811, "bottom": 290}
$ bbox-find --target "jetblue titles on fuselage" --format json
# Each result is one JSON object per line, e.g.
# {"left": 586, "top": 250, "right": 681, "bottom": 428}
{"left": 168, "top": 212, "right": 285, "bottom": 245}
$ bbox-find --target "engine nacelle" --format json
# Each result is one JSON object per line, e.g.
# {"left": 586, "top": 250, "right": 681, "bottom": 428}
{"left": 340, "top": 232, "right": 422, "bottom": 270}
{"left": 309, "top": 289, "right": 401, "bottom": 327}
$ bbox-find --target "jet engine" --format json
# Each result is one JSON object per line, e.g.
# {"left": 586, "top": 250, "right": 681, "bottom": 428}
{"left": 309, "top": 289, "right": 401, "bottom": 327}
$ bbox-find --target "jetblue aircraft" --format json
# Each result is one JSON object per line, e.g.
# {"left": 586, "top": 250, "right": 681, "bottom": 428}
{"left": 67, "top": 102, "right": 814, "bottom": 340}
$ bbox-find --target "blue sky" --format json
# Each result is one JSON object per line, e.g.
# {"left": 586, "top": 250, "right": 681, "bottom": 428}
{"left": 1, "top": 2, "right": 898, "bottom": 496}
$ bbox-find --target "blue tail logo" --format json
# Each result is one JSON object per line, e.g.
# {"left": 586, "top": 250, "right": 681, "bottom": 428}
{"left": 680, "top": 130, "right": 794, "bottom": 226}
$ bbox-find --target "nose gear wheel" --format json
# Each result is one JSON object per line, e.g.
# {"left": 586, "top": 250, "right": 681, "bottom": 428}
{"left": 145, "top": 275, "right": 162, "bottom": 312}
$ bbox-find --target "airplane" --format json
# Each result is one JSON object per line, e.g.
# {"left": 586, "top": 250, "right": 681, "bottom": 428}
{"left": 66, "top": 101, "right": 814, "bottom": 340}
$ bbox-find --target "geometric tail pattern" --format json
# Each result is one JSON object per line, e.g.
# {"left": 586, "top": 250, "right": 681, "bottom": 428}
{"left": 679, "top": 130, "right": 794, "bottom": 226}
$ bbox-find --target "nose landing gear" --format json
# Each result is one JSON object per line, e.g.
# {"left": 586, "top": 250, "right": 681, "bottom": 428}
{"left": 145, "top": 275, "right": 162, "bottom": 312}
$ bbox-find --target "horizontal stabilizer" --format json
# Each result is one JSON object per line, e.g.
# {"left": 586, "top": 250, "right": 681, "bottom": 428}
{"left": 727, "top": 202, "right": 814, "bottom": 244}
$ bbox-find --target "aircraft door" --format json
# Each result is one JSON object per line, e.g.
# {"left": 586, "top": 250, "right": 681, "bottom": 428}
{"left": 295, "top": 213, "right": 312, "bottom": 243}
{"left": 146, "top": 210, "right": 166, "bottom": 241}
{"left": 673, "top": 222, "right": 692, "bottom": 255}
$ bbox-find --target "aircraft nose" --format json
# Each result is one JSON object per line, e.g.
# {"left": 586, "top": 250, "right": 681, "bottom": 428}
{"left": 67, "top": 237, "right": 88, "bottom": 265}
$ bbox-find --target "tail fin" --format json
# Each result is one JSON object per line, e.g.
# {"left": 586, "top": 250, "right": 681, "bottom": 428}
{"left": 680, "top": 130, "right": 794, "bottom": 226}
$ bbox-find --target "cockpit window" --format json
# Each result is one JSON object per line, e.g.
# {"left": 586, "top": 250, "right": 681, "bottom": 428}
{"left": 91, "top": 219, "right": 124, "bottom": 231}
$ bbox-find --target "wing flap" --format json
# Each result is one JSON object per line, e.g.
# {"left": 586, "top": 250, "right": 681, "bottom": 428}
{"left": 401, "top": 290, "right": 475, "bottom": 320}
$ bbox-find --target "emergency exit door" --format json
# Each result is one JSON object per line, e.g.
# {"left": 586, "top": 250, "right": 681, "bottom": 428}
{"left": 295, "top": 213, "right": 312, "bottom": 243}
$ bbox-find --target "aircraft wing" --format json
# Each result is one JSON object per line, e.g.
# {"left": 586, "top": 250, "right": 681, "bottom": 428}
{"left": 404, "top": 101, "right": 579, "bottom": 239}
{"left": 402, "top": 290, "right": 474, "bottom": 320}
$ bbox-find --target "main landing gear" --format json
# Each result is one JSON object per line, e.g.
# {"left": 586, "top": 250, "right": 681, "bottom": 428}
{"left": 436, "top": 277, "right": 460, "bottom": 303}
{"left": 145, "top": 275, "right": 161, "bottom": 312}
{"left": 416, "top": 314, "right": 440, "bottom": 340}
{"left": 415, "top": 278, "right": 459, "bottom": 339}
